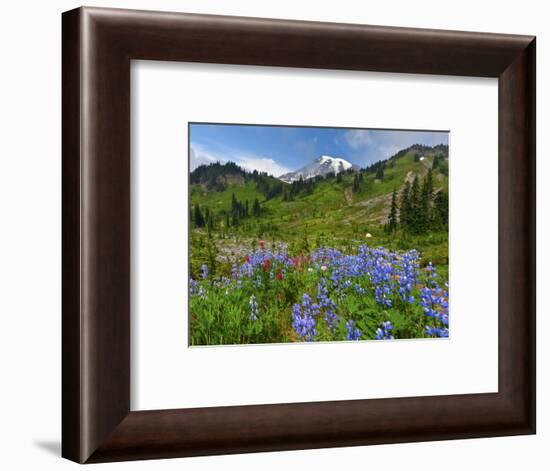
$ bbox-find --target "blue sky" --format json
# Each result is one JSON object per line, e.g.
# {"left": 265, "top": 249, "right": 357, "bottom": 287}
{"left": 190, "top": 123, "right": 448, "bottom": 177}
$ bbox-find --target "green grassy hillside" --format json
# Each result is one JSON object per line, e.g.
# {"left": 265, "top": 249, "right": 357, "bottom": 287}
{"left": 189, "top": 145, "right": 449, "bottom": 278}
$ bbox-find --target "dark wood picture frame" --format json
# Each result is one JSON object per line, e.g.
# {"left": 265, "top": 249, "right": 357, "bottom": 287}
{"left": 62, "top": 6, "right": 536, "bottom": 464}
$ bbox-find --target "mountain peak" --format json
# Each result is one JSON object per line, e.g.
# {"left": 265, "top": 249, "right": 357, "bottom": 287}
{"left": 279, "top": 155, "right": 357, "bottom": 183}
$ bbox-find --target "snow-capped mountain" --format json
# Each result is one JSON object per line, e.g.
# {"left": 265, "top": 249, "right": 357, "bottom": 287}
{"left": 278, "top": 155, "right": 358, "bottom": 183}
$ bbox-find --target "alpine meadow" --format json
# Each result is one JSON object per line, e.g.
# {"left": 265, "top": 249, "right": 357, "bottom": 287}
{"left": 189, "top": 124, "right": 449, "bottom": 346}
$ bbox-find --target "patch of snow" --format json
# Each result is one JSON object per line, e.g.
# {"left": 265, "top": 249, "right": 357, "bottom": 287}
{"left": 279, "top": 155, "right": 356, "bottom": 183}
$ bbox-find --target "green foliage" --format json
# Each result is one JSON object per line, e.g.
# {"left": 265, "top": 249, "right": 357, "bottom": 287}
{"left": 189, "top": 143, "right": 450, "bottom": 346}
{"left": 394, "top": 168, "right": 447, "bottom": 236}
{"left": 399, "top": 181, "right": 411, "bottom": 229}
{"left": 193, "top": 204, "right": 205, "bottom": 228}
{"left": 387, "top": 189, "right": 398, "bottom": 233}
{"left": 190, "top": 143, "right": 449, "bottom": 276}
{"left": 433, "top": 190, "right": 449, "bottom": 230}
{"left": 189, "top": 245, "right": 448, "bottom": 346}
{"left": 352, "top": 172, "right": 364, "bottom": 193}
{"left": 252, "top": 198, "right": 261, "bottom": 217}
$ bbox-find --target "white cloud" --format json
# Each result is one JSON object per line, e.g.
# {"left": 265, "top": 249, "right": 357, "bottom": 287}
{"left": 344, "top": 130, "right": 373, "bottom": 149}
{"left": 236, "top": 156, "right": 291, "bottom": 177}
{"left": 189, "top": 145, "right": 225, "bottom": 171}
{"left": 343, "top": 129, "right": 448, "bottom": 165}
{"left": 190, "top": 145, "right": 291, "bottom": 177}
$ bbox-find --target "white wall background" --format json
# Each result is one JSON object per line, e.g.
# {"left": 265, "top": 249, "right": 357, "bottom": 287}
{"left": 0, "top": 1, "right": 546, "bottom": 470}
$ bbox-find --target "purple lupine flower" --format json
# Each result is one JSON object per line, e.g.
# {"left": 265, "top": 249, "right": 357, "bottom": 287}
{"left": 231, "top": 263, "right": 239, "bottom": 280}
{"left": 197, "top": 286, "right": 207, "bottom": 299}
{"left": 425, "top": 326, "right": 449, "bottom": 338}
{"left": 420, "top": 280, "right": 449, "bottom": 337}
{"left": 291, "top": 293, "right": 319, "bottom": 341}
{"left": 397, "top": 250, "right": 419, "bottom": 303}
{"left": 189, "top": 277, "right": 198, "bottom": 296}
{"left": 419, "top": 284, "right": 449, "bottom": 325}
{"left": 346, "top": 320, "right": 362, "bottom": 340}
{"left": 317, "top": 277, "right": 338, "bottom": 329}
{"left": 375, "top": 321, "right": 394, "bottom": 340}
{"left": 190, "top": 277, "right": 207, "bottom": 299}
{"left": 371, "top": 258, "right": 394, "bottom": 307}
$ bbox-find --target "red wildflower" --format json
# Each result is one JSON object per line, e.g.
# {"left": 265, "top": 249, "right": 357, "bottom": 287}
{"left": 263, "top": 259, "right": 271, "bottom": 270}
{"left": 245, "top": 255, "right": 250, "bottom": 263}
{"left": 259, "top": 239, "right": 265, "bottom": 249}
{"left": 277, "top": 270, "right": 283, "bottom": 281}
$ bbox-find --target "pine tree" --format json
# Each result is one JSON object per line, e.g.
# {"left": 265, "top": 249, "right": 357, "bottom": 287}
{"left": 418, "top": 169, "right": 434, "bottom": 232}
{"left": 252, "top": 198, "right": 261, "bottom": 217}
{"left": 387, "top": 189, "right": 398, "bottom": 233}
{"left": 375, "top": 166, "right": 384, "bottom": 180}
{"left": 425, "top": 168, "right": 434, "bottom": 197}
{"left": 400, "top": 181, "right": 411, "bottom": 230}
{"left": 426, "top": 169, "right": 434, "bottom": 227}
{"left": 203, "top": 206, "right": 214, "bottom": 230}
{"left": 410, "top": 175, "right": 421, "bottom": 233}
{"left": 352, "top": 174, "right": 360, "bottom": 193}
{"left": 230, "top": 193, "right": 243, "bottom": 226}
{"left": 193, "top": 204, "right": 205, "bottom": 228}
{"left": 433, "top": 190, "right": 449, "bottom": 229}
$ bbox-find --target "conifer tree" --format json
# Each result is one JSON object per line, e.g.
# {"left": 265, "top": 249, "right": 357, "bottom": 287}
{"left": 252, "top": 198, "right": 261, "bottom": 217}
{"left": 352, "top": 174, "right": 360, "bottom": 193}
{"left": 410, "top": 175, "right": 421, "bottom": 233}
{"left": 425, "top": 168, "right": 434, "bottom": 198}
{"left": 399, "top": 181, "right": 411, "bottom": 230}
{"left": 419, "top": 169, "right": 434, "bottom": 232}
{"left": 193, "top": 204, "right": 205, "bottom": 228}
{"left": 434, "top": 190, "right": 449, "bottom": 229}
{"left": 387, "top": 189, "right": 398, "bottom": 233}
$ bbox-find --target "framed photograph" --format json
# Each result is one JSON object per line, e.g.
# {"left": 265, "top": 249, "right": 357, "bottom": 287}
{"left": 187, "top": 122, "right": 450, "bottom": 346}
{"left": 62, "top": 7, "right": 536, "bottom": 463}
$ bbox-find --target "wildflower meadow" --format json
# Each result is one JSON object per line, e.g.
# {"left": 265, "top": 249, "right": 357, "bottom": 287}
{"left": 189, "top": 240, "right": 449, "bottom": 346}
